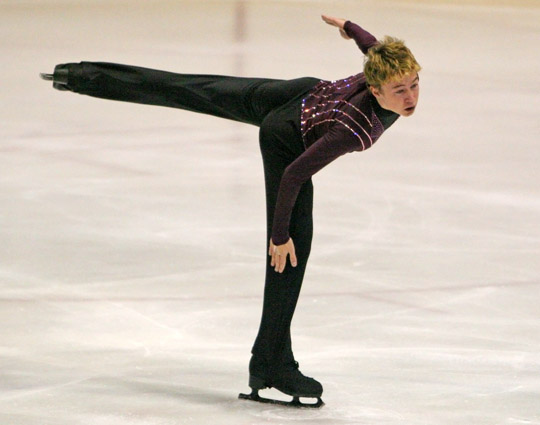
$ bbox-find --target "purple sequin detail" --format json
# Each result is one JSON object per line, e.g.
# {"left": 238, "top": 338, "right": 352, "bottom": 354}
{"left": 302, "top": 108, "right": 372, "bottom": 149}
{"left": 300, "top": 74, "right": 375, "bottom": 150}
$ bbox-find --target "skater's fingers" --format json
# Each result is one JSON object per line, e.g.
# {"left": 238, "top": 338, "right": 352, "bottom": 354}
{"left": 283, "top": 238, "right": 297, "bottom": 270}
{"left": 277, "top": 253, "right": 287, "bottom": 273}
{"left": 270, "top": 241, "right": 281, "bottom": 270}
{"left": 321, "top": 15, "right": 351, "bottom": 40}
{"left": 272, "top": 248, "right": 283, "bottom": 273}
{"left": 269, "top": 247, "right": 285, "bottom": 273}
{"left": 289, "top": 244, "right": 297, "bottom": 268}
{"left": 269, "top": 240, "right": 274, "bottom": 267}
{"left": 321, "top": 14, "right": 344, "bottom": 28}
{"left": 273, "top": 238, "right": 296, "bottom": 273}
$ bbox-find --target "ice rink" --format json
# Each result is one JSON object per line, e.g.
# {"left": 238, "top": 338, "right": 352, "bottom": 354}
{"left": 1, "top": 0, "right": 539, "bottom": 424}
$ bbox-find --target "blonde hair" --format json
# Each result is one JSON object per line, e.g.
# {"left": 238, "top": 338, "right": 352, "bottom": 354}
{"left": 364, "top": 36, "right": 421, "bottom": 89}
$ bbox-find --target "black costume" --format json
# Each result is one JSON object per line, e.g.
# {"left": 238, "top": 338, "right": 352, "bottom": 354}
{"left": 41, "top": 21, "right": 399, "bottom": 404}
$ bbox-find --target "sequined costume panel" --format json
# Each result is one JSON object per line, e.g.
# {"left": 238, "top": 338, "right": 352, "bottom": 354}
{"left": 300, "top": 73, "right": 385, "bottom": 152}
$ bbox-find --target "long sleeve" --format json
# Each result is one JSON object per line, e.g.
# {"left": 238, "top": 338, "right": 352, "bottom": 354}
{"left": 343, "top": 21, "right": 378, "bottom": 54}
{"left": 271, "top": 126, "right": 363, "bottom": 245}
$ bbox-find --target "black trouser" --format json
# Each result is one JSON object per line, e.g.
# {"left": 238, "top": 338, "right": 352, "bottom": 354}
{"left": 59, "top": 62, "right": 319, "bottom": 380}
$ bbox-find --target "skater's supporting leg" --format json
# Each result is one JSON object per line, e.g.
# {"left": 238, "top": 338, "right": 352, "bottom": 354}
{"left": 47, "top": 62, "right": 318, "bottom": 126}
{"left": 249, "top": 103, "right": 321, "bottom": 398}
{"left": 250, "top": 176, "right": 316, "bottom": 391}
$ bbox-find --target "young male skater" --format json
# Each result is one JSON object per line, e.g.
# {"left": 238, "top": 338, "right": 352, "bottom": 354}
{"left": 40, "top": 15, "right": 421, "bottom": 407}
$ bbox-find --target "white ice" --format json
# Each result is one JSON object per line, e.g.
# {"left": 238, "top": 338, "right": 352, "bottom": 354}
{"left": 1, "top": 1, "right": 539, "bottom": 424}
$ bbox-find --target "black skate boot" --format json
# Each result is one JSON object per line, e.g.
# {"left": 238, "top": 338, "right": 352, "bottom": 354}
{"left": 39, "top": 64, "right": 70, "bottom": 91}
{"left": 239, "top": 358, "right": 324, "bottom": 408}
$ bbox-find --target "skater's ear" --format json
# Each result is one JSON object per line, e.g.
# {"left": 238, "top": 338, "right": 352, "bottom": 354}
{"left": 369, "top": 84, "right": 382, "bottom": 98}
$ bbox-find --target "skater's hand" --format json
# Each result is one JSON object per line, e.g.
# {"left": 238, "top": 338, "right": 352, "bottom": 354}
{"left": 269, "top": 238, "right": 297, "bottom": 273}
{"left": 321, "top": 14, "right": 351, "bottom": 40}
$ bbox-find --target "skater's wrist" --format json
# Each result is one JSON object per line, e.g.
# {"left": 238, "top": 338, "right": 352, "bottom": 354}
{"left": 271, "top": 235, "right": 289, "bottom": 246}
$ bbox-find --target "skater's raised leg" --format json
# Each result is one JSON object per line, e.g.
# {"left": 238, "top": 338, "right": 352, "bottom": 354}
{"left": 40, "top": 62, "right": 318, "bottom": 126}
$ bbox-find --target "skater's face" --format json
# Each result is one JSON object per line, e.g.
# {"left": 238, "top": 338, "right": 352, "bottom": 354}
{"left": 370, "top": 73, "right": 419, "bottom": 117}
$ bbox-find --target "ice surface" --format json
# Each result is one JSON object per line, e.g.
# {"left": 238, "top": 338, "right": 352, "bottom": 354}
{"left": 1, "top": 1, "right": 539, "bottom": 424}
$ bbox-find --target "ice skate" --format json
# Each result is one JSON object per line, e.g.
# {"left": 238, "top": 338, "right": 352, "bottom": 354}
{"left": 239, "top": 361, "right": 324, "bottom": 408}
{"left": 39, "top": 64, "right": 69, "bottom": 90}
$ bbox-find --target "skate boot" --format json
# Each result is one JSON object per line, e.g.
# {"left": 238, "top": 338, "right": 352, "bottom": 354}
{"left": 39, "top": 64, "right": 70, "bottom": 91}
{"left": 239, "top": 358, "right": 324, "bottom": 408}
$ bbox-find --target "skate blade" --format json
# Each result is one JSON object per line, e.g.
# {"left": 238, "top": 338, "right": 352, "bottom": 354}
{"left": 40, "top": 73, "right": 54, "bottom": 81}
{"left": 239, "top": 390, "right": 324, "bottom": 408}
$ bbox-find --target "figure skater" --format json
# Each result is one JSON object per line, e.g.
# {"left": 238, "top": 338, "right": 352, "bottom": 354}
{"left": 40, "top": 15, "right": 421, "bottom": 407}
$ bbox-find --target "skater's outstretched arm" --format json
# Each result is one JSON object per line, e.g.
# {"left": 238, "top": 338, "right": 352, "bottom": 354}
{"left": 322, "top": 14, "right": 378, "bottom": 53}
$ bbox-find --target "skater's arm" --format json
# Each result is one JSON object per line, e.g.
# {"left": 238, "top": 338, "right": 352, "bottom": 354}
{"left": 271, "top": 127, "right": 367, "bottom": 248}
{"left": 322, "top": 15, "right": 378, "bottom": 54}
